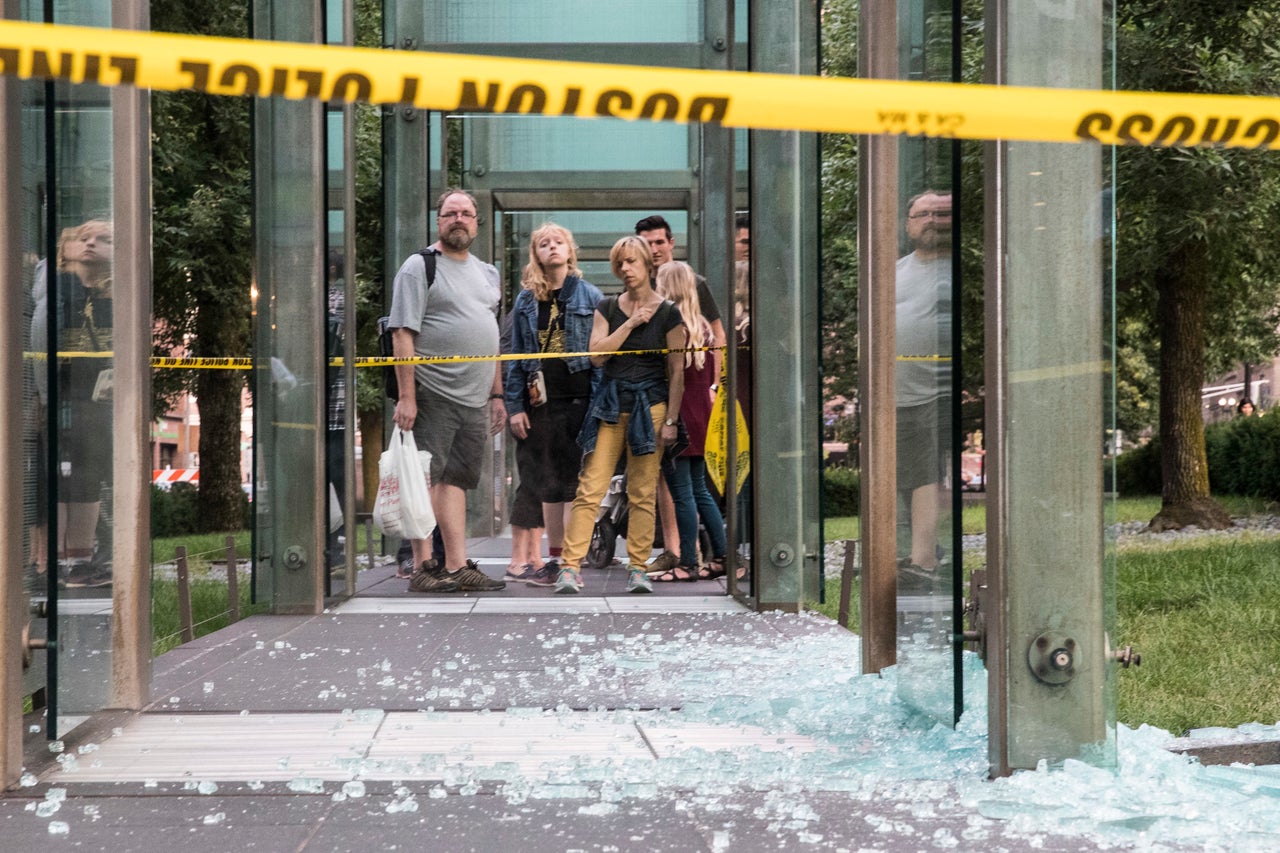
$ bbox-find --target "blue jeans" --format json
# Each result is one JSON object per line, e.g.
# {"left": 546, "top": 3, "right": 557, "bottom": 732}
{"left": 663, "top": 455, "right": 727, "bottom": 568}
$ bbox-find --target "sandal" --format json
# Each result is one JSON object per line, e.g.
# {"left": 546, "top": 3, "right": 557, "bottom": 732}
{"left": 649, "top": 565, "right": 699, "bottom": 582}
{"left": 698, "top": 558, "right": 727, "bottom": 580}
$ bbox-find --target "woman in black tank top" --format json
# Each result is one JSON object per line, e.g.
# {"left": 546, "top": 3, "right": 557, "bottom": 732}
{"left": 552, "top": 236, "right": 686, "bottom": 595}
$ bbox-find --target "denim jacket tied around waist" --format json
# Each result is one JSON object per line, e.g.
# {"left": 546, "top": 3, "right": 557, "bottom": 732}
{"left": 577, "top": 375, "right": 668, "bottom": 457}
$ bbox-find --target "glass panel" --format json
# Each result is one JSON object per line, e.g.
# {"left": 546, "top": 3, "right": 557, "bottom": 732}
{"left": 994, "top": 0, "right": 1116, "bottom": 770}
{"left": 893, "top": 0, "right": 957, "bottom": 725}
{"left": 18, "top": 37, "right": 50, "bottom": 710}
{"left": 325, "top": 106, "right": 350, "bottom": 596}
{"left": 426, "top": 0, "right": 701, "bottom": 43}
{"left": 253, "top": 0, "right": 325, "bottom": 612}
{"left": 462, "top": 115, "right": 690, "bottom": 176}
{"left": 49, "top": 71, "right": 116, "bottom": 731}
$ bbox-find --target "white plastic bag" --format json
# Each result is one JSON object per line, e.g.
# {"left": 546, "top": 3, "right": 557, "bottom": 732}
{"left": 328, "top": 482, "right": 343, "bottom": 533}
{"left": 372, "top": 426, "right": 435, "bottom": 540}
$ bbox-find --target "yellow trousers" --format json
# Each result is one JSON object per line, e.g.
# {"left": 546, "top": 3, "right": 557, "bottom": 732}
{"left": 561, "top": 404, "right": 667, "bottom": 570}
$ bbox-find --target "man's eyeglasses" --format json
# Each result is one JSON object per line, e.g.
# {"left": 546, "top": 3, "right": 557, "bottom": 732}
{"left": 439, "top": 210, "right": 477, "bottom": 220}
{"left": 907, "top": 210, "right": 952, "bottom": 220}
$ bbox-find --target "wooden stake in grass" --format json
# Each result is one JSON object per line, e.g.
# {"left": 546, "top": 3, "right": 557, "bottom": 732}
{"left": 175, "top": 545, "right": 194, "bottom": 643}
{"left": 225, "top": 535, "right": 240, "bottom": 622}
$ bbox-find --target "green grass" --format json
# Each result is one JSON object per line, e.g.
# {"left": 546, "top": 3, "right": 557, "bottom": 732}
{"left": 149, "top": 526, "right": 383, "bottom": 657}
{"left": 814, "top": 496, "right": 1280, "bottom": 733}
{"left": 1117, "top": 536, "right": 1280, "bottom": 734}
{"left": 151, "top": 576, "right": 266, "bottom": 657}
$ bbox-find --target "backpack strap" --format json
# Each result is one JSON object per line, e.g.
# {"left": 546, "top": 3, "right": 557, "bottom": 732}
{"left": 418, "top": 247, "right": 439, "bottom": 289}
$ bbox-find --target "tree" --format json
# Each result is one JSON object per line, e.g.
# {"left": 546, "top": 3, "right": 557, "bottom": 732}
{"left": 151, "top": 0, "right": 252, "bottom": 532}
{"left": 819, "top": 0, "right": 860, "bottom": 409}
{"left": 1116, "top": 1, "right": 1280, "bottom": 530}
{"left": 353, "top": 0, "right": 386, "bottom": 512}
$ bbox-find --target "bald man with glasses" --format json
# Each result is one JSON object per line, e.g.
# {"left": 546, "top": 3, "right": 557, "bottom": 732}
{"left": 896, "top": 190, "right": 953, "bottom": 589}
{"left": 388, "top": 188, "right": 507, "bottom": 594}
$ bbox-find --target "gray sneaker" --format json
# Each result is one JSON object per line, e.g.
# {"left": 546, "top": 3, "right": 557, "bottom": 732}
{"left": 448, "top": 560, "right": 506, "bottom": 591}
{"left": 554, "top": 566, "right": 583, "bottom": 595}
{"left": 626, "top": 566, "right": 653, "bottom": 594}
{"left": 408, "top": 564, "right": 460, "bottom": 593}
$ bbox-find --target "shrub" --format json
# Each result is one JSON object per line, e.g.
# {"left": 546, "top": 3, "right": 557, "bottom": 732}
{"left": 1115, "top": 439, "right": 1162, "bottom": 496}
{"left": 823, "top": 466, "right": 860, "bottom": 516}
{"left": 1206, "top": 411, "right": 1280, "bottom": 500}
{"left": 1117, "top": 410, "right": 1280, "bottom": 501}
{"left": 151, "top": 483, "right": 201, "bottom": 538}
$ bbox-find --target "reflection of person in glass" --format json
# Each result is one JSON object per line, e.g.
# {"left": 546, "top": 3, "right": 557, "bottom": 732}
{"left": 25, "top": 228, "right": 81, "bottom": 592}
{"left": 56, "top": 219, "right": 115, "bottom": 589}
{"left": 896, "top": 192, "right": 951, "bottom": 584}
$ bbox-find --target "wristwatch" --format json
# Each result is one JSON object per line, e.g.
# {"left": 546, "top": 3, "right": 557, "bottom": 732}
{"left": 664, "top": 418, "right": 677, "bottom": 427}
{"left": 490, "top": 394, "right": 502, "bottom": 399}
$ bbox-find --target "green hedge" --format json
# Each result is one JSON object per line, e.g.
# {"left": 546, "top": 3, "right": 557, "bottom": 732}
{"left": 151, "top": 483, "right": 252, "bottom": 537}
{"left": 1116, "top": 410, "right": 1280, "bottom": 500}
{"left": 151, "top": 483, "right": 201, "bottom": 538}
{"left": 822, "top": 465, "right": 860, "bottom": 516}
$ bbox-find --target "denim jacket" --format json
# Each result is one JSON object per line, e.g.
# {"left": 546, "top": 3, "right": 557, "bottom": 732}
{"left": 577, "top": 376, "right": 668, "bottom": 456}
{"left": 503, "top": 275, "right": 603, "bottom": 416}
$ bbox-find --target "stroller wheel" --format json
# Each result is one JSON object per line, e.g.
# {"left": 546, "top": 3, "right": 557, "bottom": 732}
{"left": 584, "top": 517, "right": 618, "bottom": 570}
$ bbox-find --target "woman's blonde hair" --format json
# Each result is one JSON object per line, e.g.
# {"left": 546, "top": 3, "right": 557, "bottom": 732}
{"left": 64, "top": 219, "right": 113, "bottom": 293}
{"left": 522, "top": 222, "right": 580, "bottom": 301}
{"left": 655, "top": 261, "right": 708, "bottom": 369}
{"left": 609, "top": 235, "right": 654, "bottom": 282}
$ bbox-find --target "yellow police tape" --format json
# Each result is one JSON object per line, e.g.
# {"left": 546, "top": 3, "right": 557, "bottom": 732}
{"left": 32, "top": 346, "right": 725, "bottom": 369}
{"left": 5, "top": 20, "right": 1280, "bottom": 149}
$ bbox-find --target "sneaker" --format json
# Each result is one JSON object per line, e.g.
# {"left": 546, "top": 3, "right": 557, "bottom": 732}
{"left": 504, "top": 563, "right": 536, "bottom": 583}
{"left": 395, "top": 556, "right": 418, "bottom": 579}
{"left": 408, "top": 565, "right": 460, "bottom": 593}
{"left": 647, "top": 551, "right": 680, "bottom": 576}
{"left": 447, "top": 559, "right": 505, "bottom": 591}
{"left": 526, "top": 559, "right": 560, "bottom": 588}
{"left": 897, "top": 563, "right": 948, "bottom": 593}
{"left": 509, "top": 561, "right": 559, "bottom": 587}
{"left": 63, "top": 561, "right": 112, "bottom": 589}
{"left": 554, "top": 566, "right": 583, "bottom": 595}
{"left": 626, "top": 566, "right": 653, "bottom": 594}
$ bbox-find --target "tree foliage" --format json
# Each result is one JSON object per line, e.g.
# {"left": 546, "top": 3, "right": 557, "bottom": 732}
{"left": 1115, "top": 0, "right": 1280, "bottom": 527}
{"left": 151, "top": 0, "right": 252, "bottom": 532}
{"left": 819, "top": 0, "right": 859, "bottom": 407}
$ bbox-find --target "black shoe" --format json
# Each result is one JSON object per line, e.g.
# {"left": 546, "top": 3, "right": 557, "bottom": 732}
{"left": 63, "top": 561, "right": 112, "bottom": 589}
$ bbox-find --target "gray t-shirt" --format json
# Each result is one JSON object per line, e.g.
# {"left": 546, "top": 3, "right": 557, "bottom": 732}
{"left": 388, "top": 251, "right": 500, "bottom": 408}
{"left": 895, "top": 252, "right": 951, "bottom": 408}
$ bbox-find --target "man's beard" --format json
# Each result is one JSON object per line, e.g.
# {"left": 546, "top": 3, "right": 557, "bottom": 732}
{"left": 915, "top": 227, "right": 952, "bottom": 253}
{"left": 440, "top": 224, "right": 475, "bottom": 252}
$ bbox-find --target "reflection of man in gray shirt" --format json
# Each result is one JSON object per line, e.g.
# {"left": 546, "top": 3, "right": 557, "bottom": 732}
{"left": 388, "top": 189, "right": 506, "bottom": 592}
{"left": 896, "top": 190, "right": 952, "bottom": 574}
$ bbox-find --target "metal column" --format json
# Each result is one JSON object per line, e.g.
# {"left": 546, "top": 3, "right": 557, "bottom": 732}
{"left": 857, "top": 0, "right": 901, "bottom": 673}
{"left": 0, "top": 0, "right": 24, "bottom": 790}
{"left": 748, "top": 0, "right": 821, "bottom": 610}
{"left": 109, "top": 0, "right": 153, "bottom": 708}
{"left": 985, "top": 0, "right": 1115, "bottom": 775}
